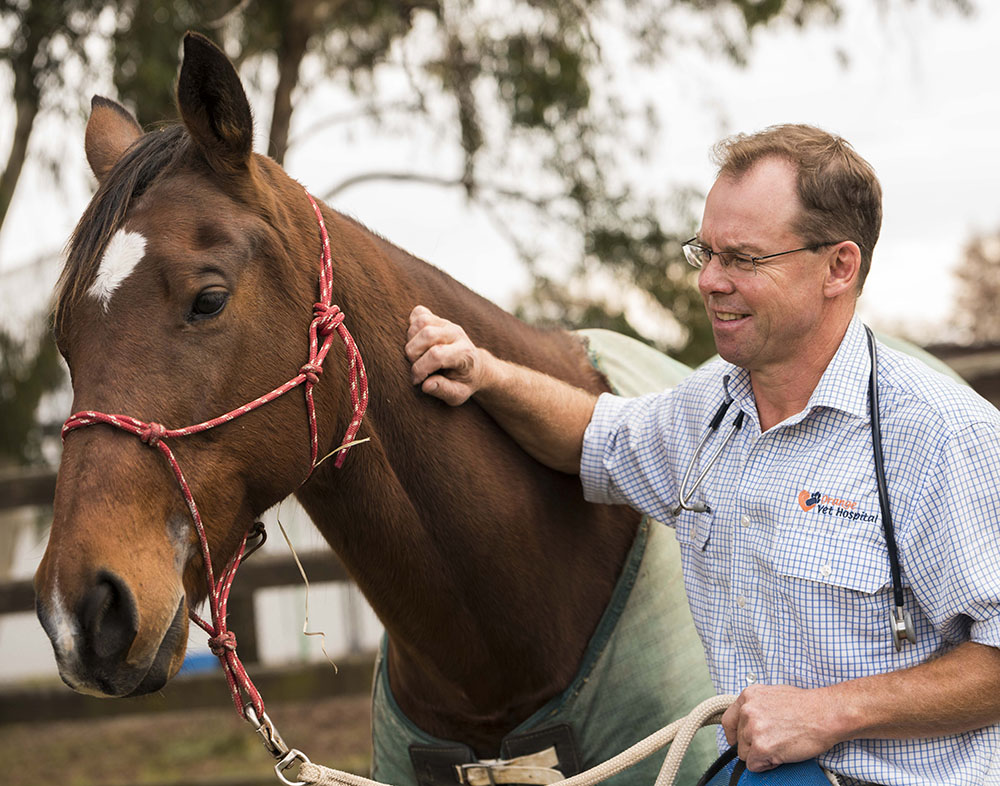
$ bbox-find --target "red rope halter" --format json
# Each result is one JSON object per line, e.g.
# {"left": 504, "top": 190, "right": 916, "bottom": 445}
{"left": 61, "top": 190, "right": 369, "bottom": 721}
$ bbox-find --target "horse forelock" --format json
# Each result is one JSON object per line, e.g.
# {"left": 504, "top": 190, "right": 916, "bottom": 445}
{"left": 54, "top": 125, "right": 191, "bottom": 330}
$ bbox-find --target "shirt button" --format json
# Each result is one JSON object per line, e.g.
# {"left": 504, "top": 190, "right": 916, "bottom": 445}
{"left": 745, "top": 673, "right": 757, "bottom": 685}
{"left": 740, "top": 514, "right": 752, "bottom": 528}
{"left": 820, "top": 562, "right": 832, "bottom": 578}
{"left": 736, "top": 595, "right": 748, "bottom": 609}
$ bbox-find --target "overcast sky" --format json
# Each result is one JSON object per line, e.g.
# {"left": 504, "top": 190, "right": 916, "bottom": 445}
{"left": 1, "top": 0, "right": 998, "bottom": 345}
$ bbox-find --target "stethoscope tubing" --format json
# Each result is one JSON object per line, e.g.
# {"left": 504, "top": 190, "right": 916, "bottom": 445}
{"left": 864, "top": 326, "right": 915, "bottom": 650}
{"left": 671, "top": 399, "right": 744, "bottom": 515}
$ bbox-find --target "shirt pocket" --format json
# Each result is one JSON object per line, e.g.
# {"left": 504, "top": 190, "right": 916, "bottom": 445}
{"left": 769, "top": 527, "right": 896, "bottom": 668}
{"left": 771, "top": 529, "right": 890, "bottom": 594}
{"left": 675, "top": 510, "right": 729, "bottom": 594}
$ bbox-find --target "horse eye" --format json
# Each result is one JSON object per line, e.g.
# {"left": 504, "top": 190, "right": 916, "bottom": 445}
{"left": 191, "top": 288, "right": 229, "bottom": 319}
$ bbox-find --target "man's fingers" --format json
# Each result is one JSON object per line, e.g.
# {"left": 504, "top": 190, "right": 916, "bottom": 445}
{"left": 406, "top": 324, "right": 452, "bottom": 364}
{"left": 407, "top": 304, "right": 438, "bottom": 341}
{"left": 406, "top": 304, "right": 481, "bottom": 404}
{"left": 406, "top": 312, "right": 470, "bottom": 364}
{"left": 721, "top": 707, "right": 738, "bottom": 746}
{"left": 421, "top": 374, "right": 473, "bottom": 406}
{"left": 410, "top": 342, "right": 467, "bottom": 385}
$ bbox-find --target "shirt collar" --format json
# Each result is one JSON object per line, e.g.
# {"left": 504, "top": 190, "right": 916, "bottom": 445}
{"left": 806, "top": 315, "right": 871, "bottom": 420}
{"left": 718, "top": 315, "right": 871, "bottom": 428}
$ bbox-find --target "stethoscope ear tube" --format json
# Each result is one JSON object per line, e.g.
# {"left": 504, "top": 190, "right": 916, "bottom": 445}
{"left": 865, "top": 326, "right": 916, "bottom": 650}
{"left": 672, "top": 399, "right": 744, "bottom": 516}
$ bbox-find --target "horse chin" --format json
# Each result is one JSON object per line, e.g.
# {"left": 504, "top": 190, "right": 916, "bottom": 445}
{"left": 125, "top": 596, "right": 188, "bottom": 696}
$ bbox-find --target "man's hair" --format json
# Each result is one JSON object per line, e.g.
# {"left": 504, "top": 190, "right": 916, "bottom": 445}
{"left": 711, "top": 124, "right": 882, "bottom": 292}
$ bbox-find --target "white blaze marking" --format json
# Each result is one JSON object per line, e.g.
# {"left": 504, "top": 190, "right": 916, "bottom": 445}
{"left": 49, "top": 578, "right": 79, "bottom": 659}
{"left": 47, "top": 577, "right": 110, "bottom": 695}
{"left": 88, "top": 229, "right": 147, "bottom": 310}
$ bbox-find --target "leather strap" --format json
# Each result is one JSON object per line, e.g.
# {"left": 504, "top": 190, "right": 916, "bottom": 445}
{"left": 456, "top": 747, "right": 562, "bottom": 786}
{"left": 409, "top": 724, "right": 580, "bottom": 786}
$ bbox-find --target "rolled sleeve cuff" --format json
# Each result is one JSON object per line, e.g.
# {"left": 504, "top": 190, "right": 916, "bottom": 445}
{"left": 580, "top": 392, "right": 633, "bottom": 505}
{"left": 970, "top": 614, "right": 1000, "bottom": 650}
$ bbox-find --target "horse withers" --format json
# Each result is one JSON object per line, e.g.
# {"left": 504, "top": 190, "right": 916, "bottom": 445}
{"left": 33, "top": 32, "right": 713, "bottom": 786}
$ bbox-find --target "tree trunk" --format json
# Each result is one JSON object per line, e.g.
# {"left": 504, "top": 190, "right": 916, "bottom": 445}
{"left": 0, "top": 28, "right": 43, "bottom": 236}
{"left": 266, "top": 0, "right": 315, "bottom": 166}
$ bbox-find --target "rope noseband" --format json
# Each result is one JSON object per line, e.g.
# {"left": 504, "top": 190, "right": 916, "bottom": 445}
{"left": 61, "top": 189, "right": 368, "bottom": 723}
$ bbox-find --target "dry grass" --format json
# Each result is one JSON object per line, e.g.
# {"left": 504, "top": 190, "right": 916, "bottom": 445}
{"left": 2, "top": 693, "right": 372, "bottom": 786}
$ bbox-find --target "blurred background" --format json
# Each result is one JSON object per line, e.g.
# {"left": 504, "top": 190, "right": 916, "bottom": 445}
{"left": 1, "top": 0, "right": 999, "bottom": 784}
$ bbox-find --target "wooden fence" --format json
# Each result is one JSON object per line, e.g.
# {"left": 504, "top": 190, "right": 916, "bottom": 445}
{"left": 0, "top": 467, "right": 376, "bottom": 725}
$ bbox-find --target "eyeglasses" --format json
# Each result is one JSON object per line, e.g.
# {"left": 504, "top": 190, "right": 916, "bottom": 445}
{"left": 682, "top": 238, "right": 841, "bottom": 275}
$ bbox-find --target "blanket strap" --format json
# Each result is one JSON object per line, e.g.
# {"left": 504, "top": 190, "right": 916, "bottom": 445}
{"left": 456, "top": 747, "right": 564, "bottom": 786}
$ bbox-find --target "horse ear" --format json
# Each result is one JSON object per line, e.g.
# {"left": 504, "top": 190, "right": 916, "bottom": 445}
{"left": 85, "top": 96, "right": 144, "bottom": 184}
{"left": 177, "top": 32, "right": 253, "bottom": 173}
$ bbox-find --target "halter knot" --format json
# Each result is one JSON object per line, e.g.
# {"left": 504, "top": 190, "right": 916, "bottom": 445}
{"left": 209, "top": 630, "right": 238, "bottom": 657}
{"left": 300, "top": 362, "right": 323, "bottom": 385}
{"left": 139, "top": 422, "right": 167, "bottom": 447}
{"left": 313, "top": 302, "right": 344, "bottom": 337}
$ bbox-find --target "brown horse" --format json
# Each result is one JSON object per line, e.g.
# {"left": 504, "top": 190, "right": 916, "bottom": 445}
{"left": 34, "top": 32, "right": 713, "bottom": 786}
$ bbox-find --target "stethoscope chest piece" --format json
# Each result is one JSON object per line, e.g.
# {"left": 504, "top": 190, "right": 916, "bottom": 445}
{"left": 891, "top": 606, "right": 916, "bottom": 652}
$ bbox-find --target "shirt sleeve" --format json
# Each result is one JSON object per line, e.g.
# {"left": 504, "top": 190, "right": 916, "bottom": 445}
{"left": 900, "top": 420, "right": 1000, "bottom": 648}
{"left": 579, "top": 390, "right": 682, "bottom": 522}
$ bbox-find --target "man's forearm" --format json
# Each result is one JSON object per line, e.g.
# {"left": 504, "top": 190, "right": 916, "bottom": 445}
{"left": 473, "top": 350, "right": 597, "bottom": 474}
{"left": 828, "top": 640, "right": 1000, "bottom": 741}
{"left": 407, "top": 305, "right": 598, "bottom": 473}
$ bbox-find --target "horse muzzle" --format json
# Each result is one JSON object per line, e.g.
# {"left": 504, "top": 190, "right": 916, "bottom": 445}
{"left": 35, "top": 569, "right": 188, "bottom": 697}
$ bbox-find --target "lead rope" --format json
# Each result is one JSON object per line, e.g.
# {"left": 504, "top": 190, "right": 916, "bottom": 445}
{"left": 61, "top": 187, "right": 369, "bottom": 781}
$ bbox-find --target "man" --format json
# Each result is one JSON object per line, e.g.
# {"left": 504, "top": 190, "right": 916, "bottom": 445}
{"left": 405, "top": 124, "right": 1000, "bottom": 785}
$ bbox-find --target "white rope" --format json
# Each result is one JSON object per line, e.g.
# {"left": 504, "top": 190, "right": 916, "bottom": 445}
{"left": 297, "top": 694, "right": 737, "bottom": 786}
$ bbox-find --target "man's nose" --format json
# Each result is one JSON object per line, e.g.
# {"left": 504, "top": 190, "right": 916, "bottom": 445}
{"left": 697, "top": 256, "right": 737, "bottom": 296}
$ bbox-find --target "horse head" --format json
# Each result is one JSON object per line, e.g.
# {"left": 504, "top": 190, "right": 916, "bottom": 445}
{"left": 34, "top": 33, "right": 354, "bottom": 698}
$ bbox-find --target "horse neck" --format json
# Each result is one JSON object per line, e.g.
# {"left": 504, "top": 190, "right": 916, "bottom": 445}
{"left": 293, "top": 208, "right": 638, "bottom": 747}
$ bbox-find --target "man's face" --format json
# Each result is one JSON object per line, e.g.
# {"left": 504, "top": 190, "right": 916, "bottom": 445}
{"left": 696, "top": 157, "right": 830, "bottom": 375}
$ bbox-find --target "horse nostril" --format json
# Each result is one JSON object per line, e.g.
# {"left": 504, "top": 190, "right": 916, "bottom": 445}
{"left": 78, "top": 571, "right": 139, "bottom": 662}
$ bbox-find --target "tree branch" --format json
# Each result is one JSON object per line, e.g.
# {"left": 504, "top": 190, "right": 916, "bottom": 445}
{"left": 322, "top": 170, "right": 565, "bottom": 212}
{"left": 287, "top": 100, "right": 426, "bottom": 149}
{"left": 205, "top": 0, "right": 254, "bottom": 30}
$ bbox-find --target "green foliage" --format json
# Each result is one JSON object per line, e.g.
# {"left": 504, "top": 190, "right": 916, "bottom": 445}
{"left": 494, "top": 33, "right": 591, "bottom": 129}
{"left": 111, "top": 0, "right": 231, "bottom": 126}
{"left": 0, "top": 324, "right": 64, "bottom": 466}
{"left": 516, "top": 208, "right": 717, "bottom": 365}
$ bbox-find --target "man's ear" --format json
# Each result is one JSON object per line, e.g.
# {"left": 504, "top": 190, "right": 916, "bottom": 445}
{"left": 85, "top": 96, "right": 144, "bottom": 184}
{"left": 176, "top": 31, "right": 253, "bottom": 174}
{"left": 824, "top": 241, "right": 862, "bottom": 298}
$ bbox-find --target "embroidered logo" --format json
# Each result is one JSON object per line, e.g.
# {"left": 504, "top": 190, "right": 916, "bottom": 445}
{"left": 797, "top": 490, "right": 821, "bottom": 512}
{"left": 796, "top": 489, "right": 879, "bottom": 522}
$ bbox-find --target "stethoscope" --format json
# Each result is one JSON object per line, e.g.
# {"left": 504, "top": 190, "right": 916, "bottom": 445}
{"left": 671, "top": 326, "right": 916, "bottom": 651}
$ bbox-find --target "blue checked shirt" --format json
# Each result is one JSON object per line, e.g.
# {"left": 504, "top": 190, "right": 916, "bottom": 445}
{"left": 580, "top": 317, "right": 1000, "bottom": 785}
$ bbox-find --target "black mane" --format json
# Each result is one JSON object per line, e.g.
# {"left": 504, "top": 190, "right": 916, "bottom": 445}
{"left": 54, "top": 124, "right": 190, "bottom": 328}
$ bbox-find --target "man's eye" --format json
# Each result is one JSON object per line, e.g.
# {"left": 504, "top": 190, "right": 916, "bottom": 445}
{"left": 725, "top": 253, "right": 754, "bottom": 269}
{"left": 191, "top": 288, "right": 229, "bottom": 319}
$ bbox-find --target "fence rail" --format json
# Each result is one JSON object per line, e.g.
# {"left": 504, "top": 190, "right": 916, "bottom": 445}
{"left": 0, "top": 466, "right": 56, "bottom": 512}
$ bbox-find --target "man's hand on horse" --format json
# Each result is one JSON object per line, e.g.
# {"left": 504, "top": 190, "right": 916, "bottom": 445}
{"left": 722, "top": 684, "right": 842, "bottom": 772}
{"left": 407, "top": 305, "right": 490, "bottom": 406}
